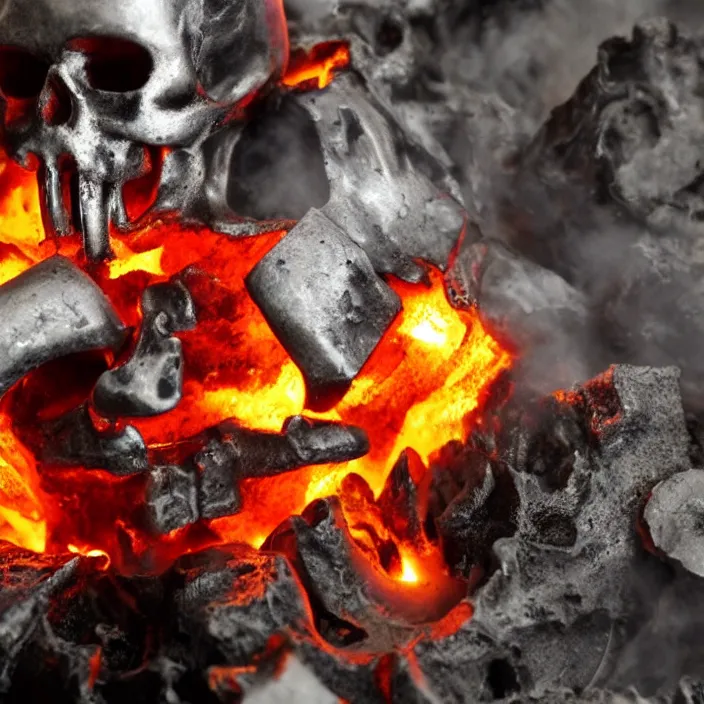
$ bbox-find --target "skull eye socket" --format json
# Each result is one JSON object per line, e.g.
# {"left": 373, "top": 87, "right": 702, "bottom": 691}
{"left": 0, "top": 47, "right": 50, "bottom": 99}
{"left": 66, "top": 37, "right": 153, "bottom": 93}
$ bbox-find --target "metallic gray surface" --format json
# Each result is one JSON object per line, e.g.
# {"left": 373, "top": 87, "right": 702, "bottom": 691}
{"left": 295, "top": 73, "right": 466, "bottom": 283}
{"left": 145, "top": 465, "right": 199, "bottom": 535}
{"left": 644, "top": 469, "right": 704, "bottom": 578}
{"left": 192, "top": 414, "right": 369, "bottom": 519}
{"left": 246, "top": 208, "right": 401, "bottom": 403}
{"left": 0, "top": 0, "right": 287, "bottom": 259}
{"left": 0, "top": 256, "right": 126, "bottom": 398}
{"left": 92, "top": 280, "right": 196, "bottom": 418}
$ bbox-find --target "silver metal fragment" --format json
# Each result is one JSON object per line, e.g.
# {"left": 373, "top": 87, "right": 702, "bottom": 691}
{"left": 92, "top": 280, "right": 197, "bottom": 418}
{"left": 246, "top": 208, "right": 401, "bottom": 404}
{"left": 0, "top": 256, "right": 126, "bottom": 398}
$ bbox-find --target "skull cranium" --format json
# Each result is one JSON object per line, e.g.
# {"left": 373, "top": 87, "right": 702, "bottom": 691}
{"left": 0, "top": 0, "right": 288, "bottom": 259}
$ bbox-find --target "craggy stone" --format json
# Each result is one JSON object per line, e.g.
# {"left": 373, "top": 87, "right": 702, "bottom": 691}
{"left": 295, "top": 73, "right": 467, "bottom": 283}
{"left": 172, "top": 544, "right": 311, "bottom": 667}
{"left": 268, "top": 492, "right": 465, "bottom": 650}
{"left": 418, "top": 366, "right": 692, "bottom": 700}
{"left": 145, "top": 465, "right": 199, "bottom": 535}
{"left": 192, "top": 415, "right": 369, "bottom": 519}
{"left": 0, "top": 544, "right": 80, "bottom": 692}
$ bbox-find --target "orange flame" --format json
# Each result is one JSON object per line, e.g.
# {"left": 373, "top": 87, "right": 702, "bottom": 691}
{"left": 0, "top": 144, "right": 512, "bottom": 577}
{"left": 283, "top": 41, "right": 351, "bottom": 90}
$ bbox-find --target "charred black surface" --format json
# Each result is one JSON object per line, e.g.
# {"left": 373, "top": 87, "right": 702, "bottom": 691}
{"left": 151, "top": 415, "right": 369, "bottom": 523}
{"left": 37, "top": 404, "right": 149, "bottom": 476}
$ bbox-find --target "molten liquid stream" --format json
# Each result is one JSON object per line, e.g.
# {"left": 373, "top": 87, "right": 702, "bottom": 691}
{"left": 0, "top": 150, "right": 512, "bottom": 582}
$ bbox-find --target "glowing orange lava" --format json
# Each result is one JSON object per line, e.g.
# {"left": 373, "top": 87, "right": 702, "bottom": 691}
{"left": 282, "top": 41, "right": 351, "bottom": 89}
{"left": 0, "top": 143, "right": 512, "bottom": 576}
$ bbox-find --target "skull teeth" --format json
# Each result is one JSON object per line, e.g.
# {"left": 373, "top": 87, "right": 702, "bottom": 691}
{"left": 43, "top": 160, "right": 70, "bottom": 236}
{"left": 77, "top": 175, "right": 113, "bottom": 261}
{"left": 108, "top": 183, "right": 129, "bottom": 231}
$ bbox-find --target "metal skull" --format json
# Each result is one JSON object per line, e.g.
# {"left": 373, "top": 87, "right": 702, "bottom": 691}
{"left": 0, "top": 0, "right": 288, "bottom": 259}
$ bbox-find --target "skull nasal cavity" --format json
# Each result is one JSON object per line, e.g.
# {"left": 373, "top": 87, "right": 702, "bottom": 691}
{"left": 41, "top": 76, "right": 72, "bottom": 126}
{"left": 0, "top": 46, "right": 49, "bottom": 99}
{"left": 67, "top": 37, "right": 153, "bottom": 92}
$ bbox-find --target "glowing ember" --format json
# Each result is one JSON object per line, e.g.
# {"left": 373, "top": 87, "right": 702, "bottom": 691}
{"left": 0, "top": 412, "right": 46, "bottom": 553}
{"left": 108, "top": 242, "right": 164, "bottom": 280}
{"left": 0, "top": 144, "right": 512, "bottom": 574}
{"left": 282, "top": 41, "right": 351, "bottom": 89}
{"left": 399, "top": 553, "right": 421, "bottom": 584}
{"left": 67, "top": 543, "right": 111, "bottom": 568}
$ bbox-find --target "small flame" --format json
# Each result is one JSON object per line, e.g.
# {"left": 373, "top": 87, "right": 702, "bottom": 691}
{"left": 67, "top": 543, "right": 111, "bottom": 568}
{"left": 108, "top": 242, "right": 164, "bottom": 279}
{"left": 399, "top": 553, "right": 421, "bottom": 584}
{"left": 283, "top": 41, "right": 351, "bottom": 89}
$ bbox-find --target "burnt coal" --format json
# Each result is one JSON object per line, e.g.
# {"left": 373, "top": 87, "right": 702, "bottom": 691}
{"left": 172, "top": 544, "right": 310, "bottom": 668}
{"left": 157, "top": 415, "right": 370, "bottom": 522}
{"left": 38, "top": 404, "right": 149, "bottom": 476}
{"left": 145, "top": 465, "right": 199, "bottom": 535}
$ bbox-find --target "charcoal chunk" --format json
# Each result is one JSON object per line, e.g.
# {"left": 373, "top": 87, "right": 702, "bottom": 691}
{"left": 38, "top": 404, "right": 148, "bottom": 476}
{"left": 283, "top": 415, "right": 369, "bottom": 464}
{"left": 0, "top": 256, "right": 126, "bottom": 398}
{"left": 172, "top": 544, "right": 310, "bottom": 667}
{"left": 194, "top": 440, "right": 241, "bottom": 520}
{"left": 0, "top": 544, "right": 80, "bottom": 691}
{"left": 192, "top": 416, "right": 369, "bottom": 519}
{"left": 378, "top": 448, "right": 428, "bottom": 544}
{"left": 145, "top": 465, "right": 199, "bottom": 534}
{"left": 93, "top": 280, "right": 197, "bottom": 418}
{"left": 246, "top": 208, "right": 401, "bottom": 405}
{"left": 268, "top": 493, "right": 464, "bottom": 649}
{"left": 644, "top": 469, "right": 704, "bottom": 578}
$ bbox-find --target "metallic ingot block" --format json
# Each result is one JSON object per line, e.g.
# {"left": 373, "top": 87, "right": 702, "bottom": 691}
{"left": 0, "top": 256, "right": 126, "bottom": 398}
{"left": 246, "top": 208, "right": 401, "bottom": 406}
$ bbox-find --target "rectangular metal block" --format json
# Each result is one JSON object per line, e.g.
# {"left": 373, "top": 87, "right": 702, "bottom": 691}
{"left": 246, "top": 208, "right": 401, "bottom": 404}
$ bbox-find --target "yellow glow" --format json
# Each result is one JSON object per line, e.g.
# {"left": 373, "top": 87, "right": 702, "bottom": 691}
{"left": 251, "top": 534, "right": 268, "bottom": 549}
{"left": 399, "top": 553, "right": 420, "bottom": 584}
{"left": 409, "top": 316, "right": 449, "bottom": 347}
{"left": 67, "top": 543, "right": 111, "bottom": 567}
{"left": 201, "top": 360, "right": 306, "bottom": 433}
{"left": 0, "top": 506, "right": 46, "bottom": 553}
{"left": 108, "top": 243, "right": 164, "bottom": 279}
